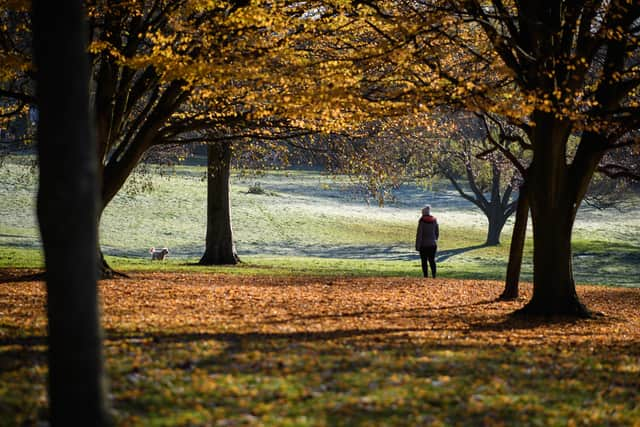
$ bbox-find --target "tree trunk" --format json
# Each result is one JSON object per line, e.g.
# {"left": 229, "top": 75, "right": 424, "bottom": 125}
{"left": 32, "top": 1, "right": 110, "bottom": 424}
{"left": 483, "top": 163, "right": 507, "bottom": 245}
{"left": 443, "top": 160, "right": 515, "bottom": 247}
{"left": 500, "top": 184, "right": 529, "bottom": 300}
{"left": 519, "top": 206, "right": 587, "bottom": 315}
{"left": 95, "top": 208, "right": 128, "bottom": 279}
{"left": 485, "top": 209, "right": 507, "bottom": 246}
{"left": 97, "top": 247, "right": 128, "bottom": 279}
{"left": 98, "top": 249, "right": 113, "bottom": 278}
{"left": 199, "top": 142, "right": 239, "bottom": 265}
{"left": 516, "top": 116, "right": 590, "bottom": 317}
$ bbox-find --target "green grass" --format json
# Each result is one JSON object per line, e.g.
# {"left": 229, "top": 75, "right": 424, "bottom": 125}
{"left": 0, "top": 247, "right": 43, "bottom": 269}
{"left": 100, "top": 339, "right": 639, "bottom": 426}
{"left": 109, "top": 255, "right": 434, "bottom": 278}
{"left": 1, "top": 157, "right": 639, "bottom": 286}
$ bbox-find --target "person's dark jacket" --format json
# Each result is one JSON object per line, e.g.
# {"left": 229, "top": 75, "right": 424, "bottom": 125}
{"left": 415, "top": 215, "right": 439, "bottom": 250}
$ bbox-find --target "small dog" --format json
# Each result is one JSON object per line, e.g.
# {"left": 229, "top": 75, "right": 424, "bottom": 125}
{"left": 149, "top": 247, "right": 169, "bottom": 260}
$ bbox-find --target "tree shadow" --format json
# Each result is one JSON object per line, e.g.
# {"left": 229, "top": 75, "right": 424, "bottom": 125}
{"left": 436, "top": 244, "right": 486, "bottom": 262}
{"left": 145, "top": 328, "right": 424, "bottom": 346}
{"left": 0, "top": 269, "right": 44, "bottom": 284}
{"left": 153, "top": 242, "right": 489, "bottom": 262}
{"left": 0, "top": 327, "right": 430, "bottom": 362}
{"left": 466, "top": 311, "right": 616, "bottom": 333}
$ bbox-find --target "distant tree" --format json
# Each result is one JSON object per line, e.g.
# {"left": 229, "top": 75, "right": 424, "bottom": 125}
{"left": 200, "top": 141, "right": 240, "bottom": 265}
{"left": 198, "top": 127, "right": 313, "bottom": 266}
{"left": 431, "top": 113, "right": 526, "bottom": 246}
{"left": 330, "top": 112, "right": 524, "bottom": 246}
{"left": 31, "top": 0, "right": 109, "bottom": 424}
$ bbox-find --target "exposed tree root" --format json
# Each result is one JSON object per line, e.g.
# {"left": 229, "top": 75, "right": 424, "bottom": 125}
{"left": 99, "top": 254, "right": 129, "bottom": 279}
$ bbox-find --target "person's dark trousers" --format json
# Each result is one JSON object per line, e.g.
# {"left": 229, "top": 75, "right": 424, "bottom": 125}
{"left": 419, "top": 246, "right": 437, "bottom": 278}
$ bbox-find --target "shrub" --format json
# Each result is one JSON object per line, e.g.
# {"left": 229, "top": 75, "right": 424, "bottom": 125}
{"left": 247, "top": 182, "right": 266, "bottom": 195}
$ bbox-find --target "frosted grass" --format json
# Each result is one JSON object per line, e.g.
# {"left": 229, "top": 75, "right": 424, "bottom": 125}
{"left": 1, "top": 160, "right": 638, "bottom": 285}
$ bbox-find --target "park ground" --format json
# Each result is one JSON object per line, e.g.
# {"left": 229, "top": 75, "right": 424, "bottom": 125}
{"left": 1, "top": 271, "right": 639, "bottom": 426}
{"left": 1, "top": 158, "right": 640, "bottom": 425}
{"left": 1, "top": 158, "right": 640, "bottom": 285}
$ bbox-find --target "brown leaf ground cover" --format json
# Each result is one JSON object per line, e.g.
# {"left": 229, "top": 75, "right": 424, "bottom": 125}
{"left": 1, "top": 270, "right": 639, "bottom": 426}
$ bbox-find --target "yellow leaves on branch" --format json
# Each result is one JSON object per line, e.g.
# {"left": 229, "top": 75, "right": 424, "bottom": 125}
{"left": 0, "top": 0, "right": 28, "bottom": 11}
{"left": 0, "top": 53, "right": 30, "bottom": 81}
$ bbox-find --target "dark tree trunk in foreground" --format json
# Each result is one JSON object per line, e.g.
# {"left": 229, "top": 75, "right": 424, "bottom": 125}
{"left": 199, "top": 142, "right": 239, "bottom": 265}
{"left": 32, "top": 1, "right": 110, "bottom": 424}
{"left": 522, "top": 124, "right": 581, "bottom": 316}
{"left": 516, "top": 117, "right": 603, "bottom": 317}
{"left": 500, "top": 184, "right": 529, "bottom": 301}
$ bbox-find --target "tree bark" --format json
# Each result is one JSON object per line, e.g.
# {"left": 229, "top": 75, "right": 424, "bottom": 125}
{"left": 94, "top": 80, "right": 186, "bottom": 278}
{"left": 97, "top": 246, "right": 129, "bottom": 279}
{"left": 516, "top": 115, "right": 590, "bottom": 317}
{"left": 443, "top": 160, "right": 516, "bottom": 247}
{"left": 485, "top": 206, "right": 507, "bottom": 246}
{"left": 98, "top": 249, "right": 113, "bottom": 278}
{"left": 32, "top": 1, "right": 110, "bottom": 424}
{"left": 94, "top": 208, "right": 128, "bottom": 279}
{"left": 500, "top": 184, "right": 529, "bottom": 300}
{"left": 199, "top": 142, "right": 239, "bottom": 265}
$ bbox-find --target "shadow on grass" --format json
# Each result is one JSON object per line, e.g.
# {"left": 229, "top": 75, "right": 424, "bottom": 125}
{"left": 98, "top": 241, "right": 489, "bottom": 262}
{"left": 3, "top": 312, "right": 640, "bottom": 425}
{"left": 436, "top": 244, "right": 487, "bottom": 262}
{"left": 114, "top": 326, "right": 640, "bottom": 425}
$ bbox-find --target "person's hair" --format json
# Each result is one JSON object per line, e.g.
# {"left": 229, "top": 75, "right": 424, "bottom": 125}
{"left": 422, "top": 205, "right": 431, "bottom": 215}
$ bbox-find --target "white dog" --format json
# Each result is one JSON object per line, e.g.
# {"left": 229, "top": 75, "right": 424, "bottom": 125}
{"left": 149, "top": 247, "right": 169, "bottom": 260}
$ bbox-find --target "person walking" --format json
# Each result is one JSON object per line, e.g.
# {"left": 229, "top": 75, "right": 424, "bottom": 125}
{"left": 415, "top": 205, "right": 439, "bottom": 278}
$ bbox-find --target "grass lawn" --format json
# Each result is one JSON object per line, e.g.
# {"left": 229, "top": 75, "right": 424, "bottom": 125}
{"left": 1, "top": 158, "right": 639, "bottom": 286}
{"left": 1, "top": 158, "right": 640, "bottom": 425}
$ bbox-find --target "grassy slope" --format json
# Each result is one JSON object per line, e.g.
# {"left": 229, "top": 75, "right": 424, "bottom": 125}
{"left": 1, "top": 159, "right": 639, "bottom": 286}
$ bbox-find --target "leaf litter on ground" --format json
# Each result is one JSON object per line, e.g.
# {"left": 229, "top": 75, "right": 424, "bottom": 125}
{"left": 1, "top": 270, "right": 639, "bottom": 426}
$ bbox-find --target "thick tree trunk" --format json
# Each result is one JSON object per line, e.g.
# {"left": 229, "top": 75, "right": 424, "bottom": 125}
{"left": 518, "top": 207, "right": 588, "bottom": 316}
{"left": 500, "top": 184, "right": 529, "bottom": 300}
{"left": 516, "top": 116, "right": 590, "bottom": 317}
{"left": 199, "top": 142, "right": 239, "bottom": 265}
{"left": 32, "top": 1, "right": 110, "bottom": 424}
